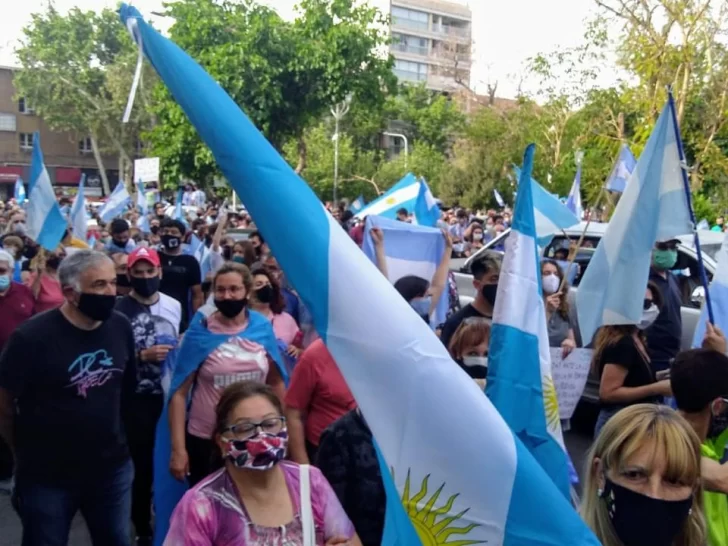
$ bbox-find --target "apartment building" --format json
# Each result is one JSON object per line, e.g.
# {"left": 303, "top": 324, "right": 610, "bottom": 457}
{"left": 0, "top": 66, "right": 118, "bottom": 201}
{"left": 389, "top": 0, "right": 472, "bottom": 93}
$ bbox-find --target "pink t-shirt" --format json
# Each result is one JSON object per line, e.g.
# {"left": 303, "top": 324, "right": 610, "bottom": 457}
{"left": 187, "top": 314, "right": 270, "bottom": 439}
{"left": 25, "top": 273, "right": 63, "bottom": 314}
{"left": 165, "top": 462, "right": 355, "bottom": 546}
{"left": 267, "top": 311, "right": 300, "bottom": 345}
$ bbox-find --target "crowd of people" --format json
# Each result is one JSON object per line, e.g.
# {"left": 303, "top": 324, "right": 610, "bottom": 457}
{"left": 0, "top": 191, "right": 727, "bottom": 546}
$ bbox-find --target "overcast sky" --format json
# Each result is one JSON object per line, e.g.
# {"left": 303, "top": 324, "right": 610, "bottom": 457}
{"left": 0, "top": 0, "right": 619, "bottom": 98}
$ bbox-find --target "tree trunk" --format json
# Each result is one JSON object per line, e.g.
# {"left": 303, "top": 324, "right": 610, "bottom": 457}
{"left": 90, "top": 134, "right": 111, "bottom": 196}
{"left": 294, "top": 136, "right": 307, "bottom": 175}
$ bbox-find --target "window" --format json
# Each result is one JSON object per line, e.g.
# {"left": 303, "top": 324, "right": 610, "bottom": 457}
{"left": 19, "top": 133, "right": 34, "bottom": 150}
{"left": 392, "top": 33, "right": 429, "bottom": 56}
{"left": 18, "top": 98, "right": 34, "bottom": 115}
{"left": 392, "top": 6, "right": 429, "bottom": 31}
{"left": 394, "top": 60, "right": 428, "bottom": 82}
{"left": 79, "top": 137, "right": 93, "bottom": 154}
{"left": 0, "top": 113, "right": 16, "bottom": 132}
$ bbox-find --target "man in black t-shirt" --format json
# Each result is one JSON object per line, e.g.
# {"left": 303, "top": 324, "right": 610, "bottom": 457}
{"left": 158, "top": 218, "right": 202, "bottom": 331}
{"left": 0, "top": 250, "right": 137, "bottom": 546}
{"left": 440, "top": 253, "right": 501, "bottom": 351}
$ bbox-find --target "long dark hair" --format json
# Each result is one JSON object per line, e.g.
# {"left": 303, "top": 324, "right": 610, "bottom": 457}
{"left": 251, "top": 266, "right": 286, "bottom": 314}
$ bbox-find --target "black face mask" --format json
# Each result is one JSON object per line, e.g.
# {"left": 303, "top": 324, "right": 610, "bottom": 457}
{"left": 161, "top": 235, "right": 181, "bottom": 250}
{"left": 222, "top": 246, "right": 232, "bottom": 260}
{"left": 112, "top": 238, "right": 128, "bottom": 249}
{"left": 76, "top": 292, "right": 117, "bottom": 322}
{"left": 116, "top": 274, "right": 131, "bottom": 288}
{"left": 255, "top": 284, "right": 274, "bottom": 304}
{"left": 481, "top": 283, "right": 498, "bottom": 306}
{"left": 23, "top": 246, "right": 38, "bottom": 260}
{"left": 150, "top": 225, "right": 160, "bottom": 235}
{"left": 214, "top": 298, "right": 247, "bottom": 318}
{"left": 131, "top": 276, "right": 160, "bottom": 298}
{"left": 601, "top": 477, "right": 692, "bottom": 546}
{"left": 46, "top": 256, "right": 62, "bottom": 270}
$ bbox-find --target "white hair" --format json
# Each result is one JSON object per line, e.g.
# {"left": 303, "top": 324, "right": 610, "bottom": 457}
{"left": 0, "top": 249, "right": 14, "bottom": 270}
{"left": 58, "top": 250, "right": 112, "bottom": 291}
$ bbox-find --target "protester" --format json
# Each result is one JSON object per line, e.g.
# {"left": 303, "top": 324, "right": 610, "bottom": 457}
{"left": 106, "top": 218, "right": 136, "bottom": 254}
{"left": 1, "top": 234, "right": 25, "bottom": 282}
{"left": 0, "top": 249, "right": 34, "bottom": 351}
{"left": 115, "top": 247, "right": 181, "bottom": 546}
{"left": 395, "top": 208, "right": 408, "bottom": 222}
{"left": 440, "top": 253, "right": 501, "bottom": 348}
{"left": 168, "top": 263, "right": 286, "bottom": 486}
{"left": 263, "top": 254, "right": 300, "bottom": 324}
{"left": 581, "top": 404, "right": 706, "bottom": 546}
{"left": 447, "top": 317, "right": 490, "bottom": 386}
{"left": 463, "top": 222, "right": 486, "bottom": 257}
{"left": 109, "top": 251, "right": 132, "bottom": 297}
{"left": 712, "top": 217, "right": 724, "bottom": 232}
{"left": 249, "top": 266, "right": 300, "bottom": 348}
{"left": 0, "top": 250, "right": 136, "bottom": 546}
{"left": 284, "top": 339, "right": 356, "bottom": 464}
{"left": 592, "top": 281, "right": 672, "bottom": 436}
{"left": 165, "top": 381, "right": 359, "bottom": 545}
{"left": 158, "top": 218, "right": 203, "bottom": 331}
{"left": 249, "top": 230, "right": 266, "bottom": 260}
{"left": 317, "top": 408, "right": 386, "bottom": 546}
{"left": 232, "top": 240, "right": 256, "bottom": 266}
{"left": 25, "top": 246, "right": 65, "bottom": 313}
{"left": 646, "top": 239, "right": 683, "bottom": 372}
{"left": 542, "top": 259, "right": 576, "bottom": 356}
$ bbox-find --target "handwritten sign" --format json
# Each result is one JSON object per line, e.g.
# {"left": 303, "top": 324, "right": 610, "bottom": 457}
{"left": 550, "top": 348, "right": 593, "bottom": 420}
{"left": 134, "top": 157, "right": 160, "bottom": 183}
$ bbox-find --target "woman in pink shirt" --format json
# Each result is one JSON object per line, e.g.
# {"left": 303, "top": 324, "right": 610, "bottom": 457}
{"left": 25, "top": 247, "right": 64, "bottom": 313}
{"left": 169, "top": 263, "right": 286, "bottom": 486}
{"left": 166, "top": 381, "right": 361, "bottom": 546}
{"left": 250, "top": 267, "right": 302, "bottom": 354}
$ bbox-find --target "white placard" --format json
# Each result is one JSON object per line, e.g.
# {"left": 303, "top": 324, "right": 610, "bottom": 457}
{"left": 134, "top": 157, "right": 160, "bottom": 183}
{"left": 549, "top": 348, "right": 593, "bottom": 420}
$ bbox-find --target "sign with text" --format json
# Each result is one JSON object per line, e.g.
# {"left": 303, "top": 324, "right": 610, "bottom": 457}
{"left": 549, "top": 348, "right": 593, "bottom": 420}
{"left": 134, "top": 157, "right": 160, "bottom": 183}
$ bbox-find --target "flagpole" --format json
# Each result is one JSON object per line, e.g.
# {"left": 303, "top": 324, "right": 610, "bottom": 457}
{"left": 668, "top": 89, "right": 715, "bottom": 324}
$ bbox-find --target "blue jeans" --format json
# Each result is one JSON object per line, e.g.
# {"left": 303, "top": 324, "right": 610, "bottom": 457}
{"left": 12, "top": 458, "right": 134, "bottom": 546}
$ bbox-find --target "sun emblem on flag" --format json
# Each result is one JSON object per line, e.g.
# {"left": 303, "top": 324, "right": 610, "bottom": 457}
{"left": 400, "top": 470, "right": 485, "bottom": 546}
{"left": 385, "top": 196, "right": 397, "bottom": 205}
{"left": 543, "top": 373, "right": 560, "bottom": 432}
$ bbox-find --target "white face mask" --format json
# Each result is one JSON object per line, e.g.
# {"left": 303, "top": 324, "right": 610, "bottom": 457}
{"left": 473, "top": 233, "right": 483, "bottom": 241}
{"left": 542, "top": 274, "right": 560, "bottom": 295}
{"left": 462, "top": 355, "right": 488, "bottom": 369}
{"left": 637, "top": 304, "right": 660, "bottom": 330}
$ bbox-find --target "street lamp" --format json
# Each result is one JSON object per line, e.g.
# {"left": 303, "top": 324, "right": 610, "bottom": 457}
{"left": 574, "top": 149, "right": 585, "bottom": 168}
{"left": 383, "top": 132, "right": 409, "bottom": 170}
{"left": 331, "top": 96, "right": 351, "bottom": 204}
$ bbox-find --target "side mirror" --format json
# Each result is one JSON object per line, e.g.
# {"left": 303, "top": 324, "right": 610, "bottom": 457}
{"left": 691, "top": 286, "right": 706, "bottom": 306}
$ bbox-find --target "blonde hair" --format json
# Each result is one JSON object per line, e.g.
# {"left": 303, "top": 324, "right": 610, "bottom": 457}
{"left": 213, "top": 262, "right": 253, "bottom": 293}
{"left": 580, "top": 404, "right": 706, "bottom": 546}
{"left": 448, "top": 319, "right": 490, "bottom": 360}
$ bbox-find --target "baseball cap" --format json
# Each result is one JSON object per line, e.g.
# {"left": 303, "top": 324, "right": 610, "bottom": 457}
{"left": 128, "top": 247, "right": 161, "bottom": 268}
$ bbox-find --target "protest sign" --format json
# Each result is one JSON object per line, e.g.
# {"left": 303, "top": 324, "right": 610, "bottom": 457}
{"left": 549, "top": 348, "right": 592, "bottom": 420}
{"left": 134, "top": 157, "right": 160, "bottom": 183}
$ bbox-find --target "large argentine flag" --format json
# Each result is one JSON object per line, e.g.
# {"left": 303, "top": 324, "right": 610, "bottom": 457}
{"left": 605, "top": 144, "right": 637, "bottom": 193}
{"left": 488, "top": 145, "right": 570, "bottom": 499}
{"left": 692, "top": 231, "right": 728, "bottom": 348}
{"left": 70, "top": 174, "right": 88, "bottom": 242}
{"left": 355, "top": 173, "right": 420, "bottom": 220}
{"left": 98, "top": 181, "right": 131, "bottom": 222}
{"left": 26, "top": 133, "right": 67, "bottom": 251}
{"left": 118, "top": 6, "right": 599, "bottom": 544}
{"left": 576, "top": 99, "right": 692, "bottom": 344}
{"left": 513, "top": 166, "right": 580, "bottom": 238}
{"left": 361, "top": 215, "right": 449, "bottom": 328}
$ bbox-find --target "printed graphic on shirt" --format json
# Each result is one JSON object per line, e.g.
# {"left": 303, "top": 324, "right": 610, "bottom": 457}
{"left": 130, "top": 313, "right": 178, "bottom": 395}
{"left": 66, "top": 349, "right": 120, "bottom": 398}
{"left": 210, "top": 338, "right": 267, "bottom": 389}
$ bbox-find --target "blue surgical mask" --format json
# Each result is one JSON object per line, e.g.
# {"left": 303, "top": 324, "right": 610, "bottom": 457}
{"left": 410, "top": 296, "right": 432, "bottom": 317}
{"left": 0, "top": 274, "right": 9, "bottom": 291}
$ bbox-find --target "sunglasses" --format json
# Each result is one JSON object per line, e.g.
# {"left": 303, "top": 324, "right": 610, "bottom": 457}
{"left": 656, "top": 241, "right": 678, "bottom": 251}
{"left": 643, "top": 298, "right": 654, "bottom": 310}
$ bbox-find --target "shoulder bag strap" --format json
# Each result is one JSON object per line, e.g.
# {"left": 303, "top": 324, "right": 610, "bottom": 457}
{"left": 299, "top": 464, "right": 315, "bottom": 546}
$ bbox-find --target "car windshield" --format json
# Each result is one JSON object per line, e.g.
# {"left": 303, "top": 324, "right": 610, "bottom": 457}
{"left": 698, "top": 243, "right": 721, "bottom": 262}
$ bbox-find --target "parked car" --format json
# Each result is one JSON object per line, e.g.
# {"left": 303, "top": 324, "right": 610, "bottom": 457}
{"left": 452, "top": 222, "right": 721, "bottom": 404}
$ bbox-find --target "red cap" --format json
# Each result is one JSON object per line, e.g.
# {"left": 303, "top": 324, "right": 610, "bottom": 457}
{"left": 128, "top": 247, "right": 161, "bottom": 268}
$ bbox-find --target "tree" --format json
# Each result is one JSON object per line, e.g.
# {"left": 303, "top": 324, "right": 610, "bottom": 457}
{"left": 15, "top": 6, "right": 153, "bottom": 193}
{"left": 147, "top": 0, "right": 396, "bottom": 189}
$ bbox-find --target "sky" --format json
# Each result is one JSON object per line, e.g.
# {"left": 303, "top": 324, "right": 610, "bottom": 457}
{"left": 0, "top": 0, "right": 619, "bottom": 99}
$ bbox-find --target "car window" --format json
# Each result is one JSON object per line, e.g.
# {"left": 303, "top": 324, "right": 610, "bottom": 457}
{"left": 699, "top": 243, "right": 721, "bottom": 262}
{"left": 674, "top": 249, "right": 714, "bottom": 308}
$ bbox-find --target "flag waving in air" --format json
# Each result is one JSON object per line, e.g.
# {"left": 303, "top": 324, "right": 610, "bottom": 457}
{"left": 605, "top": 143, "right": 637, "bottom": 193}
{"left": 70, "top": 174, "right": 88, "bottom": 243}
{"left": 14, "top": 177, "right": 26, "bottom": 205}
{"left": 98, "top": 181, "right": 131, "bottom": 223}
{"left": 119, "top": 6, "right": 599, "bottom": 545}
{"left": 26, "top": 133, "right": 67, "bottom": 250}
{"left": 565, "top": 165, "right": 583, "bottom": 220}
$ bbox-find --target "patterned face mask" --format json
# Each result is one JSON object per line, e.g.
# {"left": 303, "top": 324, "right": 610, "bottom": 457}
{"left": 224, "top": 430, "right": 288, "bottom": 471}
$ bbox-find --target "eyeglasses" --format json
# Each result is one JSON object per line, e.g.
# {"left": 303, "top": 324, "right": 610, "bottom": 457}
{"left": 224, "top": 417, "right": 286, "bottom": 440}
{"left": 643, "top": 299, "right": 654, "bottom": 310}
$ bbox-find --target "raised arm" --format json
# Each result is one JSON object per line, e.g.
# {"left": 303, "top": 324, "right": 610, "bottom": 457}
{"left": 428, "top": 230, "right": 453, "bottom": 316}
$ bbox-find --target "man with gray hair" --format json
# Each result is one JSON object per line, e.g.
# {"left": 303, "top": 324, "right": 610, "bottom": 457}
{"left": 0, "top": 249, "right": 137, "bottom": 546}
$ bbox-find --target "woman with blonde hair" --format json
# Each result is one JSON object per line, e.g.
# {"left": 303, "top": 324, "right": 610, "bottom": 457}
{"left": 581, "top": 404, "right": 706, "bottom": 546}
{"left": 448, "top": 317, "right": 490, "bottom": 387}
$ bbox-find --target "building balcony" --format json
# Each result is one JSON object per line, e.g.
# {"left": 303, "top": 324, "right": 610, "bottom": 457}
{"left": 393, "top": 69, "right": 428, "bottom": 83}
{"left": 391, "top": 42, "right": 430, "bottom": 58}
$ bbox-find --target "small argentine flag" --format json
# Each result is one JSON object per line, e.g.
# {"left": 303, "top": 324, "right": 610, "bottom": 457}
{"left": 98, "top": 181, "right": 131, "bottom": 222}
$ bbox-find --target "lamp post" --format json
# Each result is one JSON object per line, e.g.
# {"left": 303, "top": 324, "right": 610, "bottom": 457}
{"left": 383, "top": 132, "right": 409, "bottom": 170}
{"left": 331, "top": 97, "right": 351, "bottom": 204}
{"left": 574, "top": 149, "right": 584, "bottom": 168}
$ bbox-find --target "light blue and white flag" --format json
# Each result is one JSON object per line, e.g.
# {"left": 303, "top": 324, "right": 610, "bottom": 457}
{"left": 361, "top": 215, "right": 449, "bottom": 328}
{"left": 14, "top": 177, "right": 26, "bottom": 205}
{"left": 576, "top": 99, "right": 693, "bottom": 344}
{"left": 26, "top": 133, "right": 67, "bottom": 250}
{"left": 348, "top": 194, "right": 366, "bottom": 214}
{"left": 188, "top": 233, "right": 213, "bottom": 280}
{"left": 174, "top": 186, "right": 185, "bottom": 222}
{"left": 565, "top": 166, "right": 583, "bottom": 220}
{"left": 119, "top": 7, "right": 599, "bottom": 545}
{"left": 354, "top": 173, "right": 419, "bottom": 220}
{"left": 494, "top": 188, "right": 506, "bottom": 208}
{"left": 136, "top": 180, "right": 151, "bottom": 233}
{"left": 98, "top": 181, "right": 131, "bottom": 223}
{"left": 605, "top": 143, "right": 637, "bottom": 193}
{"left": 70, "top": 174, "right": 88, "bottom": 243}
{"left": 696, "top": 219, "right": 710, "bottom": 231}
{"left": 413, "top": 178, "right": 440, "bottom": 227}
{"left": 488, "top": 144, "right": 570, "bottom": 499}
{"left": 513, "top": 166, "right": 580, "bottom": 238}
{"left": 693, "top": 231, "right": 728, "bottom": 347}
